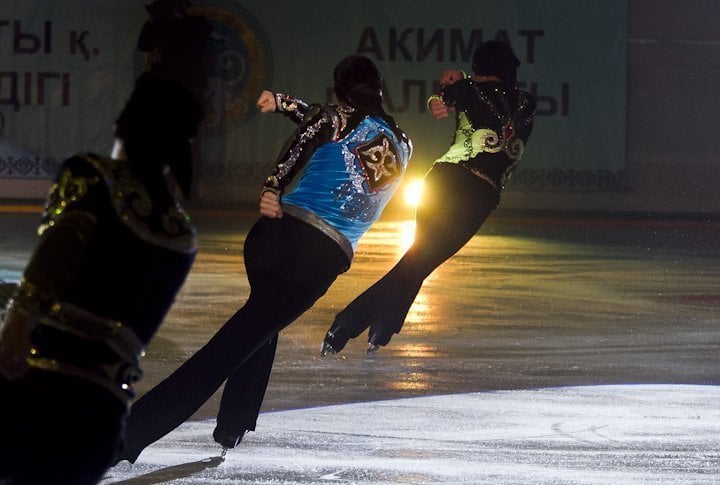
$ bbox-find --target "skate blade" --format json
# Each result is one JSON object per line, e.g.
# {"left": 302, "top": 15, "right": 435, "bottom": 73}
{"left": 320, "top": 341, "right": 337, "bottom": 356}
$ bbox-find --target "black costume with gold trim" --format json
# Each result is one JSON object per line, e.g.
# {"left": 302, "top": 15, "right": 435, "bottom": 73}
{"left": 0, "top": 153, "right": 196, "bottom": 484}
{"left": 0, "top": 153, "right": 196, "bottom": 402}
{"left": 433, "top": 78, "right": 535, "bottom": 191}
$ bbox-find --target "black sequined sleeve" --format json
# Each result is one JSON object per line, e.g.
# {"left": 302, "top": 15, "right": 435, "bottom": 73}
{"left": 262, "top": 104, "right": 337, "bottom": 195}
{"left": 440, "top": 78, "right": 476, "bottom": 111}
{"left": 514, "top": 91, "right": 537, "bottom": 141}
{"left": 274, "top": 93, "right": 312, "bottom": 124}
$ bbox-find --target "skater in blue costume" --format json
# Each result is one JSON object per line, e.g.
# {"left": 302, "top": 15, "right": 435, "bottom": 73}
{"left": 116, "top": 54, "right": 412, "bottom": 462}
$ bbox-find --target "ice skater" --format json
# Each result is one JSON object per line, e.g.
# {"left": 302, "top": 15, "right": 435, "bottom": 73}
{"left": 0, "top": 73, "right": 203, "bottom": 485}
{"left": 321, "top": 40, "right": 537, "bottom": 355}
{"left": 113, "top": 54, "right": 412, "bottom": 463}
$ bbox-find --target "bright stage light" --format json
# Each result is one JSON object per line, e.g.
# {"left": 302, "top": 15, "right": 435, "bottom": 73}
{"left": 404, "top": 178, "right": 424, "bottom": 209}
{"left": 399, "top": 220, "right": 416, "bottom": 251}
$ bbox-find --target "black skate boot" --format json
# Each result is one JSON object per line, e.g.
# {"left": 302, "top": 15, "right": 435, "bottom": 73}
{"left": 213, "top": 428, "right": 247, "bottom": 459}
{"left": 366, "top": 332, "right": 383, "bottom": 354}
{"left": 366, "top": 326, "right": 397, "bottom": 354}
{"left": 320, "top": 328, "right": 349, "bottom": 356}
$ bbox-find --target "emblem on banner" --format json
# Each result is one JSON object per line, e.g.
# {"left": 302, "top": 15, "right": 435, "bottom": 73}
{"left": 189, "top": 0, "right": 273, "bottom": 135}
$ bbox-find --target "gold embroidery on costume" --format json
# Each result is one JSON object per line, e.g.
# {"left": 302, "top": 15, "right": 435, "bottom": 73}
{"left": 6, "top": 283, "right": 146, "bottom": 405}
{"left": 42, "top": 155, "right": 196, "bottom": 254}
{"left": 355, "top": 133, "right": 403, "bottom": 192}
{"left": 335, "top": 104, "right": 354, "bottom": 137}
{"left": 92, "top": 155, "right": 196, "bottom": 254}
{"left": 40, "top": 169, "right": 99, "bottom": 235}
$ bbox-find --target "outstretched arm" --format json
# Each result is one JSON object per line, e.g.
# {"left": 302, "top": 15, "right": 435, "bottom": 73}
{"left": 428, "top": 96, "right": 453, "bottom": 120}
{"left": 255, "top": 90, "right": 276, "bottom": 113}
{"left": 256, "top": 90, "right": 312, "bottom": 124}
{"left": 427, "top": 70, "right": 467, "bottom": 120}
{"left": 259, "top": 105, "right": 337, "bottom": 217}
{"left": 440, "top": 69, "right": 466, "bottom": 87}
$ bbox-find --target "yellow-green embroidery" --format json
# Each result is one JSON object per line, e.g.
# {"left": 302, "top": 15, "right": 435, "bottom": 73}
{"left": 39, "top": 168, "right": 99, "bottom": 235}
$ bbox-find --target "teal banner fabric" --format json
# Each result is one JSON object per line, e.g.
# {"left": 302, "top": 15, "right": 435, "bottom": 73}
{"left": 0, "top": 0, "right": 626, "bottom": 193}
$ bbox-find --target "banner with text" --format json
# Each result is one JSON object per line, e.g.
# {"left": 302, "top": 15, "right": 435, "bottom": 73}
{"left": 0, "top": 0, "right": 627, "bottom": 200}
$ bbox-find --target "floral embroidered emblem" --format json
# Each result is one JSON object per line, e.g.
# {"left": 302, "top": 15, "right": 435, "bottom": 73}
{"left": 354, "top": 133, "right": 402, "bottom": 192}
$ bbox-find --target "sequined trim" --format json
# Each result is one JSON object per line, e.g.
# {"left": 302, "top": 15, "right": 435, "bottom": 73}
{"left": 436, "top": 82, "right": 531, "bottom": 191}
{"left": 354, "top": 133, "right": 403, "bottom": 192}
{"left": 282, "top": 204, "right": 353, "bottom": 263}
{"left": 27, "top": 301, "right": 145, "bottom": 406}
{"left": 469, "top": 83, "right": 527, "bottom": 161}
{"left": 333, "top": 124, "right": 390, "bottom": 222}
{"left": 334, "top": 104, "right": 354, "bottom": 139}
{"left": 41, "top": 154, "right": 197, "bottom": 254}
{"left": 274, "top": 93, "right": 310, "bottom": 123}
{"left": 40, "top": 167, "right": 99, "bottom": 234}
{"left": 265, "top": 108, "right": 335, "bottom": 193}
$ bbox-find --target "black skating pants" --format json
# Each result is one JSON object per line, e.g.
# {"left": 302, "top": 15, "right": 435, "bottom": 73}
{"left": 329, "top": 163, "right": 499, "bottom": 348}
{"left": 119, "top": 215, "right": 349, "bottom": 461}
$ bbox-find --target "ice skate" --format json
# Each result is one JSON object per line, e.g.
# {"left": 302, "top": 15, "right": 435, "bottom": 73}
{"left": 366, "top": 332, "right": 384, "bottom": 354}
{"left": 110, "top": 445, "right": 142, "bottom": 467}
{"left": 320, "top": 339, "right": 337, "bottom": 356}
{"left": 213, "top": 428, "right": 246, "bottom": 453}
{"left": 320, "top": 329, "right": 348, "bottom": 356}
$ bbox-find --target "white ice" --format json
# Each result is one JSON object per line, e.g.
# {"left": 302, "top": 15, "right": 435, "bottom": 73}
{"left": 103, "top": 384, "right": 720, "bottom": 484}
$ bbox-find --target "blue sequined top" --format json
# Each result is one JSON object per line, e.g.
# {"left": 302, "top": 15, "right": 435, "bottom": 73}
{"left": 264, "top": 96, "right": 412, "bottom": 259}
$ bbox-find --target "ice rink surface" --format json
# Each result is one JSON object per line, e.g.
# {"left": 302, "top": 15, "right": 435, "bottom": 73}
{"left": 3, "top": 206, "right": 719, "bottom": 484}
{"left": 102, "top": 384, "right": 720, "bottom": 484}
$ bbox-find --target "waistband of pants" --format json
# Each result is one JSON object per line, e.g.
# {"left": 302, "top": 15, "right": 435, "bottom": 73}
{"left": 282, "top": 204, "right": 354, "bottom": 263}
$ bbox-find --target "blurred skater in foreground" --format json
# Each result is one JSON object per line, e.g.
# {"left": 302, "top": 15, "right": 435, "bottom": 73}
{"left": 0, "top": 73, "right": 203, "bottom": 484}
